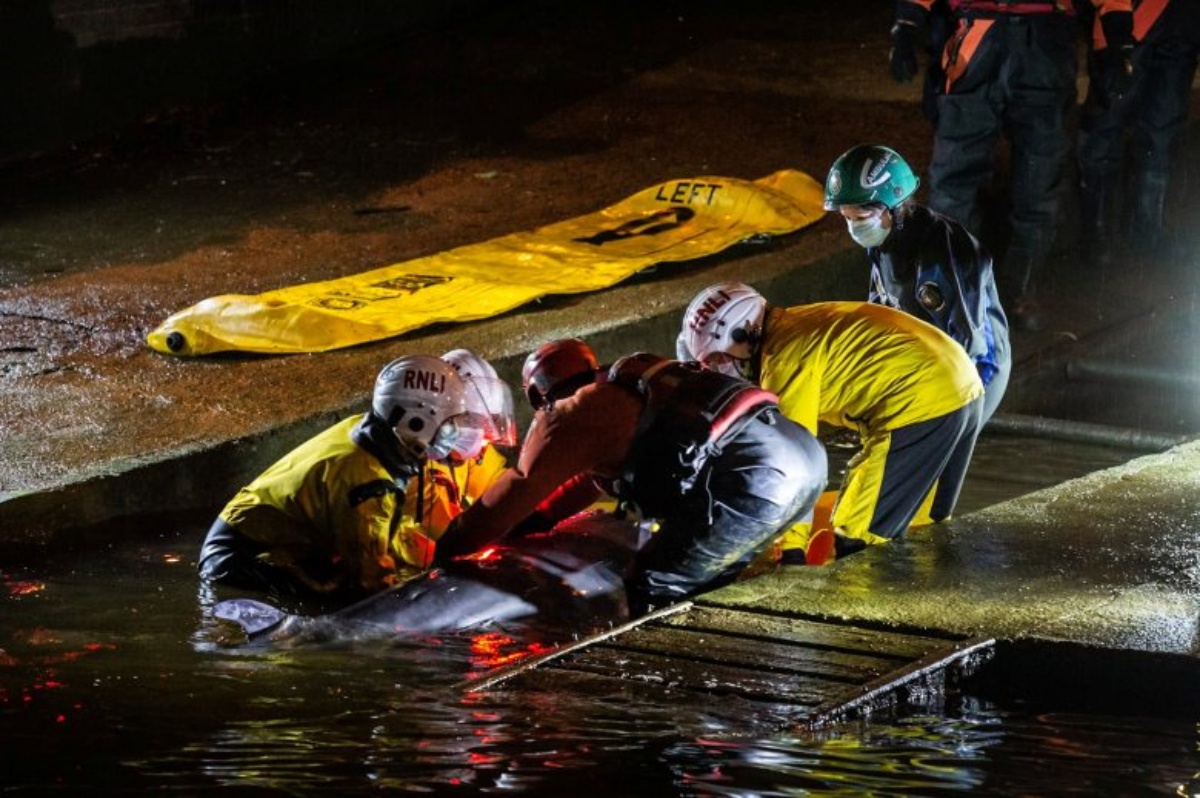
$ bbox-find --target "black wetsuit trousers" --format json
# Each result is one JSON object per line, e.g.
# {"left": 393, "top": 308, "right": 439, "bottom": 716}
{"left": 626, "top": 407, "right": 827, "bottom": 613}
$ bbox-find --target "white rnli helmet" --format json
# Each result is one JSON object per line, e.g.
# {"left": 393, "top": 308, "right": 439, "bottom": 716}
{"left": 441, "top": 348, "right": 517, "bottom": 458}
{"left": 680, "top": 282, "right": 767, "bottom": 377}
{"left": 372, "top": 355, "right": 475, "bottom": 463}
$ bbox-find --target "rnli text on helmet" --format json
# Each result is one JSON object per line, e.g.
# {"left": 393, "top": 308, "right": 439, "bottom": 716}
{"left": 688, "top": 289, "right": 732, "bottom": 333}
{"left": 404, "top": 369, "right": 447, "bottom": 393}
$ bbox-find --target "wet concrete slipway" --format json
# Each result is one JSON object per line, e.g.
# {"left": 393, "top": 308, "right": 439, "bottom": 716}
{"left": 3, "top": 0, "right": 1200, "bottom": 723}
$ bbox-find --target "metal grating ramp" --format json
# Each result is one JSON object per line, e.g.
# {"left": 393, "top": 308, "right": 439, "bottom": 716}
{"left": 462, "top": 603, "right": 993, "bottom": 728}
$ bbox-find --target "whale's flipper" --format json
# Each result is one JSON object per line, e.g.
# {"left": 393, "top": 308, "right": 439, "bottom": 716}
{"left": 213, "top": 598, "right": 290, "bottom": 636}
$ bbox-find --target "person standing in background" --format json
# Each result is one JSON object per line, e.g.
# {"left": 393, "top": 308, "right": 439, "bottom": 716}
{"left": 1077, "top": 0, "right": 1200, "bottom": 267}
{"left": 889, "top": 0, "right": 1136, "bottom": 332}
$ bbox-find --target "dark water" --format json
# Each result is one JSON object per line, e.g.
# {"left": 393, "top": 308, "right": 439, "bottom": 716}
{"left": 3, "top": 434, "right": 1197, "bottom": 796}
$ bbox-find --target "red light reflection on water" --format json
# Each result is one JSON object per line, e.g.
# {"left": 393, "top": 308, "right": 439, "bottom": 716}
{"left": 41, "top": 641, "right": 117, "bottom": 665}
{"left": 460, "top": 547, "right": 501, "bottom": 563}
{"left": 0, "top": 630, "right": 118, "bottom": 726}
{"left": 3, "top": 573, "right": 46, "bottom": 598}
{"left": 468, "top": 631, "right": 553, "bottom": 671}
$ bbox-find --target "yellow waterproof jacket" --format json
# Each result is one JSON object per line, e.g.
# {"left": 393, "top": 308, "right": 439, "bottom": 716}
{"left": 218, "top": 416, "right": 507, "bottom": 594}
{"left": 403, "top": 446, "right": 509, "bottom": 542}
{"left": 760, "top": 302, "right": 982, "bottom": 436}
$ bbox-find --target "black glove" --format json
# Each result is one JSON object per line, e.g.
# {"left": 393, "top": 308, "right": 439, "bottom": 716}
{"left": 510, "top": 509, "right": 556, "bottom": 537}
{"left": 890, "top": 22, "right": 919, "bottom": 83}
{"left": 779, "top": 548, "right": 809, "bottom": 566}
{"left": 1099, "top": 11, "right": 1136, "bottom": 104}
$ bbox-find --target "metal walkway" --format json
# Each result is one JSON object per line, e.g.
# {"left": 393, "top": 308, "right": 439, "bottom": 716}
{"left": 462, "top": 603, "right": 994, "bottom": 729}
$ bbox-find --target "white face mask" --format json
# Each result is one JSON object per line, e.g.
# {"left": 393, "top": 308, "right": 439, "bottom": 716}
{"left": 449, "top": 425, "right": 487, "bottom": 462}
{"left": 424, "top": 418, "right": 463, "bottom": 463}
{"left": 703, "top": 353, "right": 752, "bottom": 380}
{"left": 846, "top": 215, "right": 890, "bottom": 249}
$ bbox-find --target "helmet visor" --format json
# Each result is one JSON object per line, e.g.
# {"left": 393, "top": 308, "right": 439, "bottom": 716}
{"left": 675, "top": 330, "right": 694, "bottom": 362}
{"left": 426, "top": 416, "right": 466, "bottom": 463}
{"left": 462, "top": 375, "right": 517, "bottom": 447}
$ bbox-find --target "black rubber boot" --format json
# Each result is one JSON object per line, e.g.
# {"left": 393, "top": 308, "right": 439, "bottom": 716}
{"left": 778, "top": 548, "right": 808, "bottom": 566}
{"left": 832, "top": 533, "right": 867, "bottom": 560}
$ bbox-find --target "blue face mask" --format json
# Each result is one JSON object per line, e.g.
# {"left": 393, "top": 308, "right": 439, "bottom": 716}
{"left": 846, "top": 215, "right": 890, "bottom": 248}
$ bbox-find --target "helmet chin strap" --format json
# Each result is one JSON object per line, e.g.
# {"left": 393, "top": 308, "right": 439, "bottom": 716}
{"left": 352, "top": 411, "right": 423, "bottom": 480}
{"left": 746, "top": 306, "right": 769, "bottom": 383}
{"left": 886, "top": 205, "right": 905, "bottom": 236}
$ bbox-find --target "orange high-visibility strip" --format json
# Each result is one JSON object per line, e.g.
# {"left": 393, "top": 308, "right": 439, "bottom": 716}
{"left": 1134, "top": 0, "right": 1169, "bottom": 40}
{"left": 1092, "top": 0, "right": 1157, "bottom": 48}
{"left": 1090, "top": 0, "right": 1134, "bottom": 14}
{"left": 942, "top": 18, "right": 994, "bottom": 90}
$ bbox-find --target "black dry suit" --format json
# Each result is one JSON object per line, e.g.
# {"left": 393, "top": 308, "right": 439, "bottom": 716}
{"left": 605, "top": 354, "right": 827, "bottom": 610}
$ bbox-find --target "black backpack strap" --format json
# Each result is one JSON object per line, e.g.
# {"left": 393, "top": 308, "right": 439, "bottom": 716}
{"left": 347, "top": 479, "right": 404, "bottom": 508}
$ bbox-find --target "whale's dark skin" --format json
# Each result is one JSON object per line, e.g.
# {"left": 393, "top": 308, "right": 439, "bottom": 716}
{"left": 212, "top": 510, "right": 648, "bottom": 647}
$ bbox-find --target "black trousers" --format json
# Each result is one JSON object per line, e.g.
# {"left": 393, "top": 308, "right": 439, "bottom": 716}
{"left": 929, "top": 14, "right": 1078, "bottom": 273}
{"left": 1078, "top": 18, "right": 1199, "bottom": 198}
{"left": 626, "top": 408, "right": 827, "bottom": 612}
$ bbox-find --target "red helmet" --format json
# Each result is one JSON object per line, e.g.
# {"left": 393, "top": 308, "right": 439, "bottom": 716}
{"left": 521, "top": 338, "right": 599, "bottom": 410}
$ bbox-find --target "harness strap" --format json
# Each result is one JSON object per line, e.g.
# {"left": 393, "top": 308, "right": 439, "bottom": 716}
{"left": 709, "top": 386, "right": 779, "bottom": 443}
{"left": 943, "top": 19, "right": 993, "bottom": 91}
{"left": 1134, "top": 0, "right": 1168, "bottom": 40}
{"left": 348, "top": 479, "right": 403, "bottom": 508}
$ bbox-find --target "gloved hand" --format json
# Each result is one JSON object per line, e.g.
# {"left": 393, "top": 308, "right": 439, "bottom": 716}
{"left": 890, "top": 22, "right": 919, "bottom": 83}
{"left": 510, "top": 509, "right": 556, "bottom": 537}
{"left": 1099, "top": 11, "right": 1136, "bottom": 104}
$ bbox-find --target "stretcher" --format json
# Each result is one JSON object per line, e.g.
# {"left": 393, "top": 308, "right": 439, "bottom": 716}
{"left": 147, "top": 169, "right": 825, "bottom": 357}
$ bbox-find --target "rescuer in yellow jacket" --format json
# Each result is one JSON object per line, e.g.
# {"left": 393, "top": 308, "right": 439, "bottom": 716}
{"left": 678, "top": 282, "right": 983, "bottom": 562}
{"left": 197, "top": 351, "right": 514, "bottom": 601}
{"left": 400, "top": 349, "right": 514, "bottom": 548}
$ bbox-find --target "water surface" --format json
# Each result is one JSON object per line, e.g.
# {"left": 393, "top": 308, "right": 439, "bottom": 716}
{"left": 3, "top": 434, "right": 1195, "bottom": 795}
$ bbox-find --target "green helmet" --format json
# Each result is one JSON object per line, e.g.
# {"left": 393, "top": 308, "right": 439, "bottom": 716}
{"left": 823, "top": 144, "right": 919, "bottom": 210}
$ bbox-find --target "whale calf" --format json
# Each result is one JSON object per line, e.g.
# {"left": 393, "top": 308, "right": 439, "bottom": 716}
{"left": 211, "top": 510, "right": 648, "bottom": 647}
